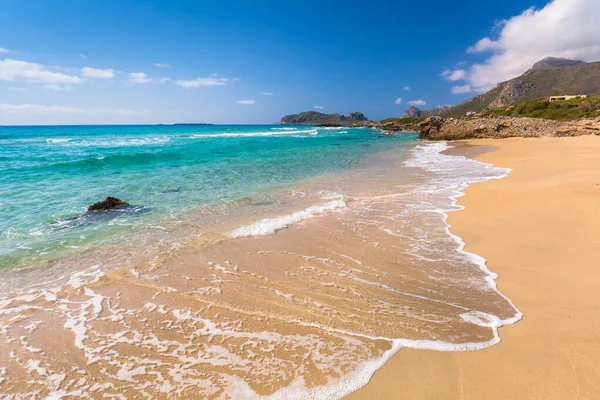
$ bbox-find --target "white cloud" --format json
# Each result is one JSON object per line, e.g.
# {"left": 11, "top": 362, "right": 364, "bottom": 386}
{"left": 0, "top": 48, "right": 9, "bottom": 53}
{"left": 159, "top": 77, "right": 171, "bottom": 83}
{"left": 441, "top": 69, "right": 467, "bottom": 81}
{"left": 8, "top": 87, "right": 27, "bottom": 92}
{"left": 0, "top": 104, "right": 85, "bottom": 114}
{"left": 394, "top": 97, "right": 403, "bottom": 105}
{"left": 0, "top": 59, "right": 84, "bottom": 84}
{"left": 465, "top": 0, "right": 600, "bottom": 92}
{"left": 403, "top": 86, "right": 411, "bottom": 91}
{"left": 0, "top": 103, "right": 146, "bottom": 115}
{"left": 79, "top": 54, "right": 88, "bottom": 59}
{"left": 175, "top": 77, "right": 232, "bottom": 88}
{"left": 154, "top": 63, "right": 171, "bottom": 68}
{"left": 467, "top": 38, "right": 502, "bottom": 54}
{"left": 407, "top": 99, "right": 427, "bottom": 106}
{"left": 259, "top": 91, "right": 273, "bottom": 96}
{"left": 314, "top": 105, "right": 324, "bottom": 110}
{"left": 43, "top": 84, "right": 72, "bottom": 91}
{"left": 451, "top": 85, "right": 473, "bottom": 94}
{"left": 237, "top": 100, "right": 257, "bottom": 105}
{"left": 81, "top": 67, "right": 115, "bottom": 79}
{"left": 128, "top": 72, "right": 151, "bottom": 84}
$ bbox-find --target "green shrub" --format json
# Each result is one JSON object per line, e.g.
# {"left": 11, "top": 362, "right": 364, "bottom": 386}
{"left": 485, "top": 96, "right": 600, "bottom": 120}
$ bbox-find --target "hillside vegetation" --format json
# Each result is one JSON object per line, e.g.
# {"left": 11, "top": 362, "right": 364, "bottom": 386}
{"left": 379, "top": 117, "right": 425, "bottom": 124}
{"left": 484, "top": 96, "right": 600, "bottom": 120}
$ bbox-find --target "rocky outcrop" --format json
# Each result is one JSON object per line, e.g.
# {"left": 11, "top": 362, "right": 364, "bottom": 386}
{"left": 88, "top": 197, "right": 129, "bottom": 211}
{"left": 418, "top": 116, "right": 600, "bottom": 140}
{"left": 376, "top": 120, "right": 421, "bottom": 133}
{"left": 347, "top": 112, "right": 368, "bottom": 121}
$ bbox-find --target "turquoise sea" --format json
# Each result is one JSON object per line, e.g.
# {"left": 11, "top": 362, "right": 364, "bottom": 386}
{"left": 0, "top": 124, "right": 416, "bottom": 270}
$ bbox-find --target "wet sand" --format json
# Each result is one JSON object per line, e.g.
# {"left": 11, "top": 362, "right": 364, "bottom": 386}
{"left": 347, "top": 135, "right": 600, "bottom": 399}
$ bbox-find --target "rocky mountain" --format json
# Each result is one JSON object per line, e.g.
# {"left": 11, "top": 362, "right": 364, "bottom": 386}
{"left": 422, "top": 105, "right": 451, "bottom": 117}
{"left": 281, "top": 111, "right": 368, "bottom": 125}
{"left": 400, "top": 105, "right": 450, "bottom": 119}
{"left": 531, "top": 57, "right": 585, "bottom": 71}
{"left": 401, "top": 107, "right": 422, "bottom": 118}
{"left": 431, "top": 58, "right": 600, "bottom": 117}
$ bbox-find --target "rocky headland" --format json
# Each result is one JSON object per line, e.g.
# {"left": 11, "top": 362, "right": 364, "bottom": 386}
{"left": 417, "top": 116, "right": 600, "bottom": 140}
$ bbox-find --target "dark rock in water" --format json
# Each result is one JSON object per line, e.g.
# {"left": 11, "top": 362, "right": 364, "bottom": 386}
{"left": 88, "top": 197, "right": 129, "bottom": 211}
{"left": 162, "top": 187, "right": 181, "bottom": 193}
{"left": 317, "top": 123, "right": 343, "bottom": 127}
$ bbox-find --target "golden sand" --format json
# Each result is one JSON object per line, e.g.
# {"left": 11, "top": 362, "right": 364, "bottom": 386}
{"left": 348, "top": 135, "right": 600, "bottom": 400}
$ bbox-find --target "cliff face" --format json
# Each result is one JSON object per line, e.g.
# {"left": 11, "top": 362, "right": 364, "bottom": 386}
{"left": 418, "top": 116, "right": 600, "bottom": 140}
{"left": 281, "top": 111, "right": 368, "bottom": 125}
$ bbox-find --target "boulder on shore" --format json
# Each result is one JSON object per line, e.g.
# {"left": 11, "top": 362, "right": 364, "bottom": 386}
{"left": 88, "top": 197, "right": 129, "bottom": 211}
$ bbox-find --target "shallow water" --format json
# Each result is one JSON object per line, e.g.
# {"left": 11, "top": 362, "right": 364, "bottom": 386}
{"left": 0, "top": 125, "right": 412, "bottom": 271}
{"left": 0, "top": 127, "right": 521, "bottom": 399}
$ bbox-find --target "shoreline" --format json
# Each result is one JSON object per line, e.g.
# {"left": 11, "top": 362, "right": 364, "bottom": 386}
{"left": 0, "top": 138, "right": 522, "bottom": 398}
{"left": 347, "top": 135, "right": 600, "bottom": 399}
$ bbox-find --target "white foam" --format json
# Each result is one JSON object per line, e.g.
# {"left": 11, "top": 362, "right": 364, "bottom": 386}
{"left": 190, "top": 129, "right": 318, "bottom": 138}
{"left": 46, "top": 138, "right": 72, "bottom": 144}
{"left": 226, "top": 341, "right": 402, "bottom": 400}
{"left": 230, "top": 199, "right": 347, "bottom": 237}
{"left": 67, "top": 136, "right": 170, "bottom": 147}
{"left": 406, "top": 141, "right": 523, "bottom": 328}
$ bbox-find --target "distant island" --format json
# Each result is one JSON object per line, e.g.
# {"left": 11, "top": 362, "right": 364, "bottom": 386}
{"left": 173, "top": 123, "right": 214, "bottom": 126}
{"left": 281, "top": 111, "right": 368, "bottom": 125}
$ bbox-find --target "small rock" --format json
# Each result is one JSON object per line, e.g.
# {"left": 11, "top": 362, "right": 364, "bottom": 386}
{"left": 88, "top": 197, "right": 129, "bottom": 212}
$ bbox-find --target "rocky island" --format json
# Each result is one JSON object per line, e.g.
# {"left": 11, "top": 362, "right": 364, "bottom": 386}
{"left": 281, "top": 111, "right": 368, "bottom": 125}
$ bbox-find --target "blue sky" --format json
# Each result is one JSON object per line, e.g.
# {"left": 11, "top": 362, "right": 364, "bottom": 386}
{"left": 2, "top": 0, "right": 597, "bottom": 125}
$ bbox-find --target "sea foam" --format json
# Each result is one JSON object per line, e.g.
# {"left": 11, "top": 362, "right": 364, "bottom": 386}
{"left": 230, "top": 199, "right": 347, "bottom": 238}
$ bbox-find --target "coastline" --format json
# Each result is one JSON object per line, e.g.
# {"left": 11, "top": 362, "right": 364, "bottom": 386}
{"left": 0, "top": 137, "right": 523, "bottom": 398}
{"left": 347, "top": 135, "right": 600, "bottom": 399}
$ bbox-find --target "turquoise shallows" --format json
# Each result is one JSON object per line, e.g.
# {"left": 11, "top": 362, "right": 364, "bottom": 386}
{"left": 0, "top": 124, "right": 416, "bottom": 268}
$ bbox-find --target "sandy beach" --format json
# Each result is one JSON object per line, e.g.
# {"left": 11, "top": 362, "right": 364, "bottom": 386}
{"left": 348, "top": 135, "right": 600, "bottom": 399}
